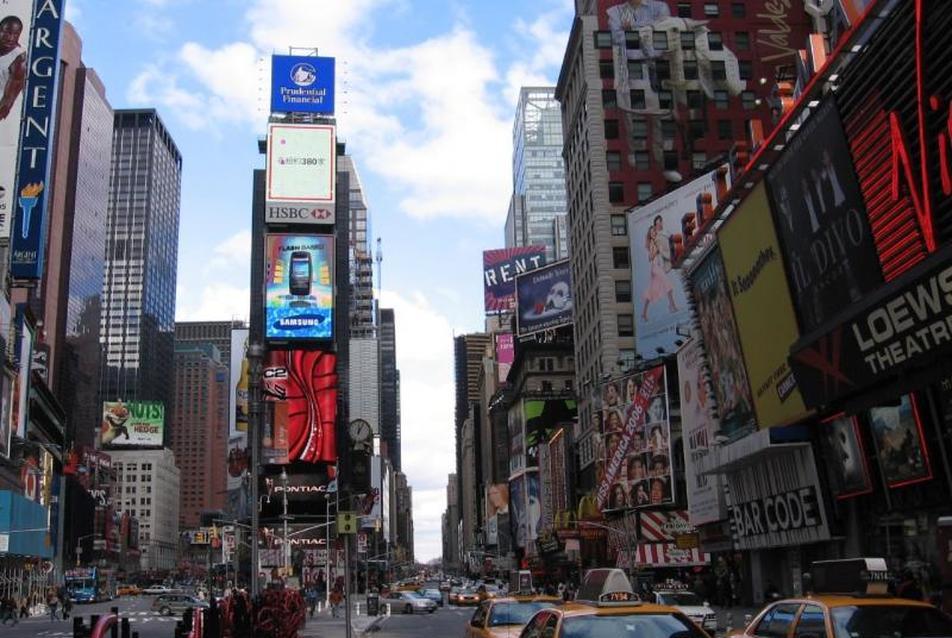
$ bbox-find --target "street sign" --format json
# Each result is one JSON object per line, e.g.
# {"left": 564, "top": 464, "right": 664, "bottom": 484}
{"left": 357, "top": 532, "right": 368, "bottom": 554}
{"left": 337, "top": 512, "right": 357, "bottom": 535}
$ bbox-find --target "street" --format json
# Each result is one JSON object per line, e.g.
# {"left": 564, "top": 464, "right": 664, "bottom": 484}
{"left": 374, "top": 604, "right": 472, "bottom": 637}
{"left": 0, "top": 595, "right": 182, "bottom": 638}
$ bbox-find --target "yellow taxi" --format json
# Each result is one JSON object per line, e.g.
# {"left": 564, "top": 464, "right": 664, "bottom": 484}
{"left": 465, "top": 595, "right": 562, "bottom": 638}
{"left": 513, "top": 569, "right": 711, "bottom": 638}
{"left": 117, "top": 584, "right": 141, "bottom": 596}
{"left": 728, "top": 559, "right": 952, "bottom": 638}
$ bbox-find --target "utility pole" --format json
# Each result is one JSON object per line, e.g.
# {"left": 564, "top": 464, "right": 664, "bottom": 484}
{"left": 248, "top": 342, "right": 265, "bottom": 598}
{"left": 281, "top": 467, "right": 290, "bottom": 576}
{"left": 344, "top": 531, "right": 353, "bottom": 638}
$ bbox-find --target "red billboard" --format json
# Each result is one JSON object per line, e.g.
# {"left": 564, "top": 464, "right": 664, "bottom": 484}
{"left": 263, "top": 350, "right": 338, "bottom": 463}
{"left": 483, "top": 247, "right": 546, "bottom": 313}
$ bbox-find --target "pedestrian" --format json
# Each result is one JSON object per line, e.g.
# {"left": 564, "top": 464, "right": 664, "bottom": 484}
{"left": 330, "top": 588, "right": 343, "bottom": 618}
{"left": 62, "top": 595, "right": 72, "bottom": 620}
{"left": 306, "top": 587, "right": 318, "bottom": 618}
{"left": 19, "top": 597, "right": 28, "bottom": 618}
{"left": 1, "top": 596, "right": 17, "bottom": 626}
{"left": 47, "top": 590, "right": 59, "bottom": 621}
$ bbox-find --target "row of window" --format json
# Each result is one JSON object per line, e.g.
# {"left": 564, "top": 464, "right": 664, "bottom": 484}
{"left": 601, "top": 59, "right": 752, "bottom": 84}
{"left": 595, "top": 29, "right": 748, "bottom": 53}
{"left": 603, "top": 113, "right": 748, "bottom": 145}
{"left": 607, "top": 149, "right": 709, "bottom": 174}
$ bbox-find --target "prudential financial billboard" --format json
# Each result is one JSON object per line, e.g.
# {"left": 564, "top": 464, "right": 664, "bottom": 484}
{"left": 264, "top": 234, "right": 334, "bottom": 341}
{"left": 266, "top": 123, "right": 336, "bottom": 225}
{"left": 271, "top": 55, "right": 335, "bottom": 114}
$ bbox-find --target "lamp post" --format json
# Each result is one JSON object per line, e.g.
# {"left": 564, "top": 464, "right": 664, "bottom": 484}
{"left": 248, "top": 341, "right": 264, "bottom": 597}
{"left": 280, "top": 467, "right": 290, "bottom": 577}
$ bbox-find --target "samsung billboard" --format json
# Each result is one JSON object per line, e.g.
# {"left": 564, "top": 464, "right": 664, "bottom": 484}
{"left": 265, "top": 123, "right": 336, "bottom": 225}
{"left": 264, "top": 234, "right": 334, "bottom": 341}
{"left": 271, "top": 55, "right": 335, "bottom": 114}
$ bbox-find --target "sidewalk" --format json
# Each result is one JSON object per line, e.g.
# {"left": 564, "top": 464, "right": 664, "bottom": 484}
{"left": 299, "top": 596, "right": 389, "bottom": 638}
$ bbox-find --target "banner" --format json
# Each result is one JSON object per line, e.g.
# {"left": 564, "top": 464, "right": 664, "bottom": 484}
{"left": 630, "top": 168, "right": 728, "bottom": 357}
{"left": 100, "top": 401, "right": 164, "bottom": 448}
{"left": 718, "top": 183, "right": 806, "bottom": 428}
{"left": 508, "top": 405, "right": 525, "bottom": 476}
{"left": 10, "top": 0, "right": 65, "bottom": 279}
{"left": 595, "top": 365, "right": 671, "bottom": 512}
{"left": 12, "top": 309, "right": 32, "bottom": 439}
{"left": 483, "top": 246, "right": 545, "bottom": 313}
{"left": 523, "top": 399, "right": 576, "bottom": 469}
{"left": 515, "top": 260, "right": 573, "bottom": 336}
{"left": 509, "top": 474, "right": 526, "bottom": 548}
{"left": 264, "top": 234, "right": 334, "bottom": 340}
{"left": 677, "top": 337, "right": 725, "bottom": 526}
{"left": 0, "top": 2, "right": 33, "bottom": 239}
{"left": 765, "top": 99, "right": 882, "bottom": 333}
{"left": 230, "top": 329, "right": 249, "bottom": 435}
{"left": 265, "top": 123, "right": 336, "bottom": 224}
{"left": 271, "top": 55, "right": 335, "bottom": 114}
{"left": 818, "top": 414, "right": 872, "bottom": 499}
{"left": 495, "top": 333, "right": 514, "bottom": 383}
{"left": 486, "top": 483, "right": 509, "bottom": 519}
{"left": 868, "top": 394, "right": 932, "bottom": 489}
{"left": 688, "top": 248, "right": 755, "bottom": 437}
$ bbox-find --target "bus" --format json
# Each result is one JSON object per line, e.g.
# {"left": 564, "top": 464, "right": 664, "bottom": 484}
{"left": 65, "top": 567, "right": 117, "bottom": 603}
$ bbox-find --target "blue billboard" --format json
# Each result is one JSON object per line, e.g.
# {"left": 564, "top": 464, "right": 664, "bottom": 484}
{"left": 264, "top": 234, "right": 334, "bottom": 341}
{"left": 10, "top": 0, "right": 66, "bottom": 280}
{"left": 515, "top": 260, "right": 573, "bottom": 336}
{"left": 271, "top": 55, "right": 335, "bottom": 114}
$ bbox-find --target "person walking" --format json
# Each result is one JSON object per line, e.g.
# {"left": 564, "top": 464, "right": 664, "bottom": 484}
{"left": 62, "top": 594, "right": 72, "bottom": 621}
{"left": 1, "top": 596, "right": 17, "bottom": 626}
{"left": 330, "top": 587, "right": 343, "bottom": 618}
{"left": 47, "top": 589, "right": 59, "bottom": 621}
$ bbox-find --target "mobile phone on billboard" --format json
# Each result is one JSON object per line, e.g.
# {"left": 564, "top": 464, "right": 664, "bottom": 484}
{"left": 289, "top": 251, "right": 312, "bottom": 296}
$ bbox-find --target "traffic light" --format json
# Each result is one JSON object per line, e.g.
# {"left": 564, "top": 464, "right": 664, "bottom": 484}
{"left": 337, "top": 512, "right": 358, "bottom": 535}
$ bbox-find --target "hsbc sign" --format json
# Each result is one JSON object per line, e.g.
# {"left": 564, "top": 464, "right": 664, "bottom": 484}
{"left": 265, "top": 204, "right": 335, "bottom": 225}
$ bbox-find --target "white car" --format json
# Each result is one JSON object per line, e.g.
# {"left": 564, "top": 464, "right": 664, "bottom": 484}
{"left": 653, "top": 590, "right": 717, "bottom": 632}
{"left": 380, "top": 591, "right": 437, "bottom": 614}
{"left": 143, "top": 585, "right": 179, "bottom": 595}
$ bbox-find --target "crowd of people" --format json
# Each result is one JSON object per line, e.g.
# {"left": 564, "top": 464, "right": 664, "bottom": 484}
{"left": 0, "top": 586, "right": 72, "bottom": 624}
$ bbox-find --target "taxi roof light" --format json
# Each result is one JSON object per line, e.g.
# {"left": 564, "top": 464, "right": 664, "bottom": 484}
{"left": 576, "top": 568, "right": 643, "bottom": 607}
{"left": 809, "top": 558, "right": 890, "bottom": 596}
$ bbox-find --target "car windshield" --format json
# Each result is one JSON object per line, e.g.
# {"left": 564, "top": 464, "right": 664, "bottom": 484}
{"left": 659, "top": 593, "right": 704, "bottom": 606}
{"left": 403, "top": 591, "right": 423, "bottom": 599}
{"left": 561, "top": 613, "right": 709, "bottom": 638}
{"left": 489, "top": 601, "right": 557, "bottom": 626}
{"left": 831, "top": 606, "right": 952, "bottom": 638}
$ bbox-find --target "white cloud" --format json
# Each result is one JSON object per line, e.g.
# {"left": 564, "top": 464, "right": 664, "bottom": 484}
{"left": 176, "top": 283, "right": 250, "bottom": 323}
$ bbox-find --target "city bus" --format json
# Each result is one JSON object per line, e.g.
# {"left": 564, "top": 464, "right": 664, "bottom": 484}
{"left": 65, "top": 567, "right": 117, "bottom": 603}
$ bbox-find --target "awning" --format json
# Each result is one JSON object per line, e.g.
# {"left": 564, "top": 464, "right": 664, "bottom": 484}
{"left": 618, "top": 543, "right": 710, "bottom": 568}
{"left": 697, "top": 425, "right": 810, "bottom": 476}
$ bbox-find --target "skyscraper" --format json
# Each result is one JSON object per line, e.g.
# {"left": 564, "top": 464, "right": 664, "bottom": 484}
{"left": 339, "top": 154, "right": 374, "bottom": 338}
{"left": 174, "top": 320, "right": 247, "bottom": 365}
{"left": 379, "top": 308, "right": 400, "bottom": 470}
{"left": 505, "top": 87, "right": 569, "bottom": 261}
{"left": 100, "top": 110, "right": 182, "bottom": 436}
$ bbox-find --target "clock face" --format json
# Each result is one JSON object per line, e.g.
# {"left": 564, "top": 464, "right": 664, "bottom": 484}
{"left": 349, "top": 420, "right": 371, "bottom": 442}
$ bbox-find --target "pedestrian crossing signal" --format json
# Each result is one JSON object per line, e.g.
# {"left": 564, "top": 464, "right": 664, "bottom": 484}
{"left": 337, "top": 512, "right": 358, "bottom": 535}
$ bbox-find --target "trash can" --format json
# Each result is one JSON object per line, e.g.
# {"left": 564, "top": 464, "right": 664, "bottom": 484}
{"left": 366, "top": 592, "right": 380, "bottom": 616}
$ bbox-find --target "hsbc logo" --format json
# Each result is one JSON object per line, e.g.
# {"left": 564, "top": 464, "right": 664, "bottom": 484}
{"left": 266, "top": 205, "right": 334, "bottom": 222}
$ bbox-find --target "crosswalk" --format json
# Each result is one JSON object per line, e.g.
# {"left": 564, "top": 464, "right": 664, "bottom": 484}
{"left": 21, "top": 611, "right": 180, "bottom": 628}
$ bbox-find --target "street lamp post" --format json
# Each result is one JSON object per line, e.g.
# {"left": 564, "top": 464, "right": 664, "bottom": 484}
{"left": 280, "top": 467, "right": 290, "bottom": 577}
{"left": 248, "top": 341, "right": 264, "bottom": 597}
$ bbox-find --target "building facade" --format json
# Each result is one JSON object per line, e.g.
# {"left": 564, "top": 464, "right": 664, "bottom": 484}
{"left": 339, "top": 154, "right": 375, "bottom": 339}
{"left": 174, "top": 320, "right": 247, "bottom": 367}
{"left": 379, "top": 308, "right": 400, "bottom": 470}
{"left": 101, "top": 110, "right": 182, "bottom": 429}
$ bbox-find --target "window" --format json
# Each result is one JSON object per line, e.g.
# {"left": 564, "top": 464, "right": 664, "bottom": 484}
{"left": 611, "top": 215, "right": 628, "bottom": 237}
{"left": 626, "top": 31, "right": 641, "bottom": 49}
{"left": 739, "top": 60, "right": 752, "bottom": 80}
{"left": 606, "top": 151, "right": 622, "bottom": 172}
{"left": 612, "top": 247, "right": 630, "bottom": 269}
{"left": 653, "top": 31, "right": 669, "bottom": 50}
{"left": 683, "top": 60, "right": 699, "bottom": 80}
{"left": 663, "top": 151, "right": 679, "bottom": 171}
{"left": 712, "top": 61, "right": 727, "bottom": 80}
{"left": 735, "top": 31, "right": 750, "bottom": 50}
{"left": 618, "top": 314, "right": 635, "bottom": 337}
{"left": 599, "top": 60, "right": 615, "bottom": 79}
{"left": 692, "top": 152, "right": 707, "bottom": 169}
{"left": 795, "top": 606, "right": 825, "bottom": 638}
{"left": 677, "top": 2, "right": 692, "bottom": 17}
{"left": 681, "top": 31, "right": 696, "bottom": 50}
{"left": 615, "top": 280, "right": 632, "bottom": 302}
{"left": 742, "top": 91, "right": 756, "bottom": 110}
{"left": 637, "top": 182, "right": 653, "bottom": 202}
{"left": 689, "top": 119, "right": 707, "bottom": 140}
{"left": 627, "top": 60, "right": 643, "bottom": 78}
{"left": 609, "top": 182, "right": 625, "bottom": 203}
{"left": 602, "top": 89, "right": 618, "bottom": 109}
{"left": 714, "top": 90, "right": 729, "bottom": 109}
{"left": 718, "top": 119, "right": 733, "bottom": 140}
{"left": 659, "top": 90, "right": 673, "bottom": 110}
{"left": 630, "top": 89, "right": 646, "bottom": 109}
{"left": 687, "top": 90, "right": 704, "bottom": 108}
{"left": 594, "top": 31, "right": 613, "bottom": 48}
{"left": 708, "top": 32, "right": 724, "bottom": 51}
{"left": 656, "top": 61, "right": 671, "bottom": 81}
{"left": 756, "top": 604, "right": 801, "bottom": 638}
{"left": 630, "top": 119, "right": 648, "bottom": 139}
{"left": 704, "top": 3, "right": 719, "bottom": 16}
{"left": 661, "top": 120, "right": 677, "bottom": 140}
{"left": 732, "top": 2, "right": 747, "bottom": 17}
{"left": 634, "top": 151, "right": 650, "bottom": 170}
{"left": 605, "top": 119, "right": 620, "bottom": 139}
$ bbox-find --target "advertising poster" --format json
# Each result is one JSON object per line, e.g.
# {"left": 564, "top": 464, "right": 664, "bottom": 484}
{"left": 495, "top": 333, "right": 514, "bottom": 383}
{"left": 630, "top": 168, "right": 728, "bottom": 358}
{"left": 486, "top": 483, "right": 509, "bottom": 519}
{"left": 688, "top": 248, "right": 756, "bottom": 438}
{"left": 0, "top": 1, "right": 32, "bottom": 239}
{"left": 509, "top": 474, "right": 526, "bottom": 549}
{"left": 264, "top": 234, "right": 334, "bottom": 340}
{"left": 12, "top": 310, "right": 32, "bottom": 439}
{"left": 595, "top": 365, "right": 672, "bottom": 512}
{"left": 0, "top": 373, "right": 10, "bottom": 458}
{"left": 677, "top": 336, "right": 725, "bottom": 526}
{"left": 263, "top": 350, "right": 338, "bottom": 464}
{"left": 100, "top": 401, "right": 164, "bottom": 448}
{"left": 515, "top": 260, "right": 573, "bottom": 337}
{"left": 271, "top": 55, "right": 335, "bottom": 114}
{"left": 265, "top": 123, "right": 336, "bottom": 225}
{"left": 765, "top": 99, "right": 882, "bottom": 332}
{"left": 526, "top": 471, "right": 542, "bottom": 543}
{"left": 523, "top": 398, "right": 576, "bottom": 469}
{"left": 718, "top": 184, "right": 806, "bottom": 428}
{"left": 868, "top": 395, "right": 933, "bottom": 488}
{"left": 483, "top": 246, "right": 546, "bottom": 313}
{"left": 10, "top": 0, "right": 65, "bottom": 279}
{"left": 230, "top": 329, "right": 249, "bottom": 436}
{"left": 508, "top": 405, "right": 525, "bottom": 476}
{"left": 819, "top": 414, "right": 872, "bottom": 499}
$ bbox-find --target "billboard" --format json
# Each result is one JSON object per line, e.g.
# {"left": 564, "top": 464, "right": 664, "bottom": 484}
{"left": 630, "top": 168, "right": 728, "bottom": 357}
{"left": 509, "top": 474, "right": 526, "bottom": 548}
{"left": 523, "top": 398, "right": 576, "bottom": 469}
{"left": 11, "top": 309, "right": 32, "bottom": 440}
{"left": 265, "top": 123, "right": 336, "bottom": 225}
{"left": 230, "top": 329, "right": 249, "bottom": 436}
{"left": 495, "top": 333, "right": 514, "bottom": 383}
{"left": 508, "top": 404, "right": 525, "bottom": 476}
{"left": 688, "top": 248, "right": 755, "bottom": 438}
{"left": 765, "top": 99, "right": 882, "bottom": 333}
{"left": 515, "top": 260, "right": 573, "bottom": 336}
{"left": 818, "top": 414, "right": 872, "bottom": 500}
{"left": 270, "top": 55, "right": 335, "bottom": 114}
{"left": 868, "top": 394, "right": 932, "bottom": 489}
{"left": 677, "top": 337, "right": 725, "bottom": 526}
{"left": 100, "top": 401, "right": 164, "bottom": 448}
{"left": 594, "top": 365, "right": 672, "bottom": 512}
{"left": 10, "top": 0, "right": 65, "bottom": 279}
{"left": 483, "top": 246, "right": 545, "bottom": 313}
{"left": 263, "top": 350, "right": 338, "bottom": 464}
{"left": 0, "top": 2, "right": 33, "bottom": 239}
{"left": 718, "top": 184, "right": 806, "bottom": 428}
{"left": 264, "top": 234, "right": 334, "bottom": 340}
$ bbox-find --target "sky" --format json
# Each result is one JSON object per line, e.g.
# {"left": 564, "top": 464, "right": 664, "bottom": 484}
{"left": 67, "top": 0, "right": 574, "bottom": 563}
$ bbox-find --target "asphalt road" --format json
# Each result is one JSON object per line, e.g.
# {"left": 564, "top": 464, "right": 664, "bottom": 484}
{"left": 374, "top": 603, "right": 473, "bottom": 637}
{"left": 0, "top": 594, "right": 182, "bottom": 638}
